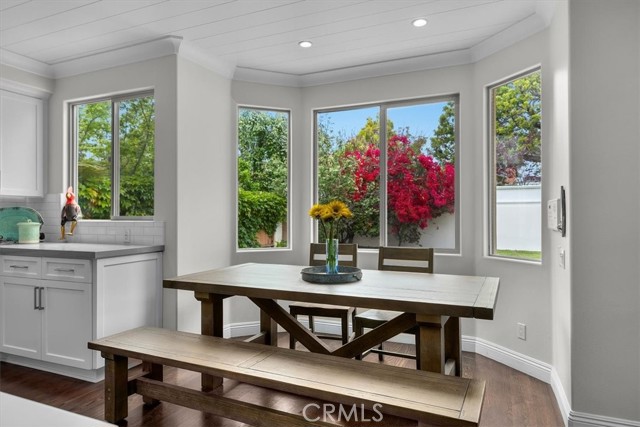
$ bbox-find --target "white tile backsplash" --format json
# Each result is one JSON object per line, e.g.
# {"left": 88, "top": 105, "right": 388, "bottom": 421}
{"left": 0, "top": 193, "right": 164, "bottom": 245}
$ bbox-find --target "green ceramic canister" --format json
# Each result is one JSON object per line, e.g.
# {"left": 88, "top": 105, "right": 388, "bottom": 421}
{"left": 17, "top": 220, "right": 40, "bottom": 243}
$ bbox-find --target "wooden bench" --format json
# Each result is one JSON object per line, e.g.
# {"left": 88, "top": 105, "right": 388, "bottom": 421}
{"left": 88, "top": 327, "right": 485, "bottom": 427}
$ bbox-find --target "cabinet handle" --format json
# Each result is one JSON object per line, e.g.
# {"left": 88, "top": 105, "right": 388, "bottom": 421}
{"left": 54, "top": 268, "right": 76, "bottom": 273}
{"left": 34, "top": 287, "right": 38, "bottom": 310}
{"left": 10, "top": 265, "right": 29, "bottom": 269}
{"left": 38, "top": 287, "right": 44, "bottom": 310}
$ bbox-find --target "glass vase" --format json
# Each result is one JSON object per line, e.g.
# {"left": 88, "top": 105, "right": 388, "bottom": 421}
{"left": 325, "top": 238, "right": 339, "bottom": 274}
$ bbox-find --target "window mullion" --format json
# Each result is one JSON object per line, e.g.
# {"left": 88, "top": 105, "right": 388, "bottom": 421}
{"left": 111, "top": 102, "right": 120, "bottom": 218}
{"left": 379, "top": 106, "right": 388, "bottom": 247}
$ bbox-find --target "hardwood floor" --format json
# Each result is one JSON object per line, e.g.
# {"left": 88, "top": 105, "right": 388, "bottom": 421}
{"left": 0, "top": 334, "right": 565, "bottom": 427}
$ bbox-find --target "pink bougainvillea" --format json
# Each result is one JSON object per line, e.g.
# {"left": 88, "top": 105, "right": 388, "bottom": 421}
{"left": 346, "top": 134, "right": 455, "bottom": 245}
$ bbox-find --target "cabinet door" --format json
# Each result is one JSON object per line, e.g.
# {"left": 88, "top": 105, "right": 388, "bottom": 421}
{"left": 0, "top": 276, "right": 42, "bottom": 358}
{"left": 41, "top": 280, "right": 93, "bottom": 369}
{"left": 0, "top": 90, "right": 44, "bottom": 197}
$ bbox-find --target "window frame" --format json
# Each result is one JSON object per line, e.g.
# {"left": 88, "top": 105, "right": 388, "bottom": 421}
{"left": 486, "top": 67, "right": 542, "bottom": 262}
{"left": 235, "top": 104, "right": 292, "bottom": 252}
{"left": 69, "top": 90, "right": 155, "bottom": 220}
{"left": 313, "top": 94, "right": 460, "bottom": 253}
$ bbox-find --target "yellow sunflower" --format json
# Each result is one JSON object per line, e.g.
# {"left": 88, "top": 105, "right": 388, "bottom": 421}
{"left": 327, "top": 200, "right": 353, "bottom": 220}
{"left": 308, "top": 204, "right": 326, "bottom": 220}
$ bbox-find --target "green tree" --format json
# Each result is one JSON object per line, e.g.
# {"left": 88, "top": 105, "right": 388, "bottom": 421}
{"left": 237, "top": 108, "right": 288, "bottom": 248}
{"left": 430, "top": 101, "right": 456, "bottom": 164}
{"left": 494, "top": 72, "right": 541, "bottom": 185}
{"left": 77, "top": 97, "right": 155, "bottom": 219}
{"left": 237, "top": 108, "right": 288, "bottom": 198}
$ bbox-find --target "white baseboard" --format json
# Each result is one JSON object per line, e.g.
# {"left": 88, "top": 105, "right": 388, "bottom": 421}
{"left": 551, "top": 367, "right": 571, "bottom": 427}
{"left": 461, "top": 335, "right": 553, "bottom": 383}
{"left": 0, "top": 353, "right": 106, "bottom": 383}
{"left": 569, "top": 412, "right": 640, "bottom": 427}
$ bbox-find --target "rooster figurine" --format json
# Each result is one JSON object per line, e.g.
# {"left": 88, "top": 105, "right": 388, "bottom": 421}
{"left": 60, "top": 186, "right": 82, "bottom": 240}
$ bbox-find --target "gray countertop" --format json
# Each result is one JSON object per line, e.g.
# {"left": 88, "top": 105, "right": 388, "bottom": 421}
{"left": 0, "top": 242, "right": 164, "bottom": 259}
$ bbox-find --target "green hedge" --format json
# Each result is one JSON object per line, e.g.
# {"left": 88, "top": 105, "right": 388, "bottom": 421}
{"left": 238, "top": 190, "right": 286, "bottom": 248}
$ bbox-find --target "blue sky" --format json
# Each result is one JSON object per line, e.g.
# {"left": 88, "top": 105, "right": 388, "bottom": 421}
{"left": 319, "top": 101, "right": 448, "bottom": 142}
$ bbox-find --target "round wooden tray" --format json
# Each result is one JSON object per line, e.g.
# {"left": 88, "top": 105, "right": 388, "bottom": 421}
{"left": 300, "top": 266, "right": 362, "bottom": 284}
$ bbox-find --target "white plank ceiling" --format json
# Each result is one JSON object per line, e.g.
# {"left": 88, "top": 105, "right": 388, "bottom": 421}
{"left": 0, "top": 0, "right": 555, "bottom": 81}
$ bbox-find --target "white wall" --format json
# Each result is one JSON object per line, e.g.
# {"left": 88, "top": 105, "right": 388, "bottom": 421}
{"left": 472, "top": 30, "right": 552, "bottom": 364}
{"left": 175, "top": 57, "right": 232, "bottom": 332}
{"left": 569, "top": 0, "right": 639, "bottom": 421}
{"left": 46, "top": 55, "right": 179, "bottom": 327}
{"left": 548, "top": 0, "right": 572, "bottom": 414}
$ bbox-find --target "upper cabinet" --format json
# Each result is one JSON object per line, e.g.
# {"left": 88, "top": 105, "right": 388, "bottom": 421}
{"left": 0, "top": 89, "right": 44, "bottom": 197}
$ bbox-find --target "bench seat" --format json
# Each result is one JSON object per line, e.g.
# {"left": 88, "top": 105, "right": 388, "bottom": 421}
{"left": 88, "top": 327, "right": 485, "bottom": 427}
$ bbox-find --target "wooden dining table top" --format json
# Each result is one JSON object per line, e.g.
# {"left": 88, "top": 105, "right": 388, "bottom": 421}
{"left": 164, "top": 263, "right": 500, "bottom": 320}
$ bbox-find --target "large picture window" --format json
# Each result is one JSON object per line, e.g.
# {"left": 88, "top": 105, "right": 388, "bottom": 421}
{"left": 315, "top": 97, "right": 458, "bottom": 249}
{"left": 489, "top": 69, "right": 542, "bottom": 261}
{"left": 237, "top": 107, "right": 290, "bottom": 250}
{"left": 70, "top": 92, "right": 155, "bottom": 219}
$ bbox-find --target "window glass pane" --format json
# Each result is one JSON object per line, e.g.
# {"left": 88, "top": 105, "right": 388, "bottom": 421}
{"left": 76, "top": 101, "right": 112, "bottom": 220}
{"left": 119, "top": 96, "right": 155, "bottom": 217}
{"left": 491, "top": 70, "right": 541, "bottom": 260}
{"left": 237, "top": 108, "right": 289, "bottom": 249}
{"left": 386, "top": 102, "right": 456, "bottom": 248}
{"left": 317, "top": 107, "right": 380, "bottom": 248}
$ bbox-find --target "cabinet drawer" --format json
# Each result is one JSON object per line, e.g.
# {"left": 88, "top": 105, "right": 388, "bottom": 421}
{"left": 42, "top": 258, "right": 92, "bottom": 283}
{"left": 0, "top": 256, "right": 41, "bottom": 278}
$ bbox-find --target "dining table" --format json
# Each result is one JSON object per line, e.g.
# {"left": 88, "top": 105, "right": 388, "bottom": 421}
{"left": 163, "top": 262, "right": 499, "bottom": 390}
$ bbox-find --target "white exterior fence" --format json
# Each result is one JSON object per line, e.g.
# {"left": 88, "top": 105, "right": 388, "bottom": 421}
{"left": 496, "top": 185, "right": 541, "bottom": 251}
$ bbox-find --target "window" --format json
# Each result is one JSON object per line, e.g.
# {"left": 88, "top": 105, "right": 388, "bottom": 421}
{"left": 70, "top": 92, "right": 155, "bottom": 219}
{"left": 315, "top": 96, "right": 458, "bottom": 249}
{"left": 237, "top": 107, "right": 290, "bottom": 250}
{"left": 488, "top": 69, "right": 542, "bottom": 261}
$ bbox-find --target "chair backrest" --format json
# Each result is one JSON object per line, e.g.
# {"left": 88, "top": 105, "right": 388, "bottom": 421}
{"left": 309, "top": 243, "right": 358, "bottom": 267}
{"left": 377, "top": 246, "right": 434, "bottom": 273}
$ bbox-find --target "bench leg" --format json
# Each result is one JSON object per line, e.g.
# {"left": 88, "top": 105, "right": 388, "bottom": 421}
{"left": 196, "top": 292, "right": 224, "bottom": 391}
{"left": 142, "top": 362, "right": 164, "bottom": 406}
{"left": 103, "top": 352, "right": 128, "bottom": 424}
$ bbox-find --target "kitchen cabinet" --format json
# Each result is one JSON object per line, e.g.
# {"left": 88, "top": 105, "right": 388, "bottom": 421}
{"left": 0, "top": 257, "right": 93, "bottom": 369}
{"left": 0, "top": 249, "right": 162, "bottom": 381}
{"left": 0, "top": 89, "right": 44, "bottom": 197}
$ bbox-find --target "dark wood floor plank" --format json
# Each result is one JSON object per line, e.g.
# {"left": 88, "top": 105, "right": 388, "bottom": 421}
{"left": 0, "top": 333, "right": 564, "bottom": 427}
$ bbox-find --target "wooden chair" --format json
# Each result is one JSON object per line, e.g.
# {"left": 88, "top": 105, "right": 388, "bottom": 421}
{"left": 354, "top": 246, "right": 434, "bottom": 362}
{"left": 289, "top": 243, "right": 358, "bottom": 349}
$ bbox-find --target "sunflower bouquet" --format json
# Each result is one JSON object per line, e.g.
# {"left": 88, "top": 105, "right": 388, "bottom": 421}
{"left": 309, "top": 200, "right": 352, "bottom": 273}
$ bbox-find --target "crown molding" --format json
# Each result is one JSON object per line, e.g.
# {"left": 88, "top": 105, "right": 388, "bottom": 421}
{"left": 0, "top": 49, "right": 53, "bottom": 78}
{"left": 177, "top": 43, "right": 236, "bottom": 79}
{"left": 1, "top": 36, "right": 182, "bottom": 80}
{"left": 50, "top": 36, "right": 182, "bottom": 78}
{"left": 470, "top": 11, "right": 549, "bottom": 63}
{"left": 0, "top": 7, "right": 554, "bottom": 87}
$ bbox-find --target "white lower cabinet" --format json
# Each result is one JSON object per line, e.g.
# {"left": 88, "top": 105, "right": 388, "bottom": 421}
{"left": 0, "top": 276, "right": 92, "bottom": 369}
{"left": 0, "top": 252, "right": 162, "bottom": 380}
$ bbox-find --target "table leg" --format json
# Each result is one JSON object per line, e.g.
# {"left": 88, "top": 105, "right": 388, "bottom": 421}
{"left": 260, "top": 308, "right": 278, "bottom": 346}
{"left": 445, "top": 316, "right": 461, "bottom": 376}
{"left": 416, "top": 315, "right": 445, "bottom": 374}
{"left": 103, "top": 352, "right": 128, "bottom": 423}
{"left": 195, "top": 292, "right": 225, "bottom": 391}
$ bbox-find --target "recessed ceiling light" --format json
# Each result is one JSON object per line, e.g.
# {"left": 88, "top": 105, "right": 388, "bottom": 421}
{"left": 412, "top": 18, "right": 428, "bottom": 28}
{"left": 298, "top": 41, "right": 312, "bottom": 48}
